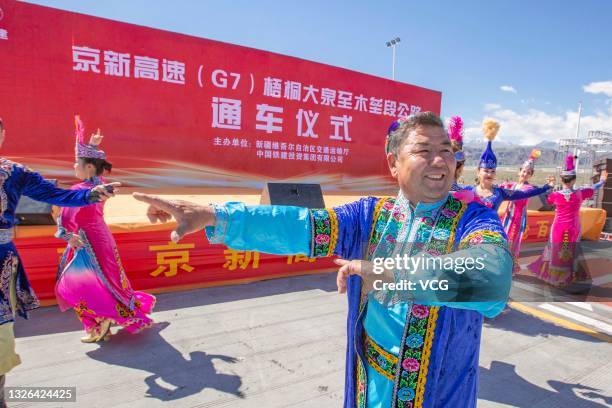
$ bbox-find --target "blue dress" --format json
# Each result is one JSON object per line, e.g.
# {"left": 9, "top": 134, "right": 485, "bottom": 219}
{"left": 0, "top": 159, "right": 93, "bottom": 324}
{"left": 205, "top": 193, "right": 512, "bottom": 407}
{"left": 465, "top": 184, "right": 551, "bottom": 211}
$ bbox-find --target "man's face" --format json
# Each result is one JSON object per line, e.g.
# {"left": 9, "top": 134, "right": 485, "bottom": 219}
{"left": 387, "top": 125, "right": 455, "bottom": 203}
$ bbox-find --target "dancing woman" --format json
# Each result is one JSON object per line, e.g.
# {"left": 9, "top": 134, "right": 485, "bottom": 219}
{"left": 466, "top": 119, "right": 553, "bottom": 211}
{"left": 55, "top": 116, "right": 155, "bottom": 343}
{"left": 499, "top": 149, "right": 545, "bottom": 273}
{"left": 528, "top": 155, "right": 607, "bottom": 285}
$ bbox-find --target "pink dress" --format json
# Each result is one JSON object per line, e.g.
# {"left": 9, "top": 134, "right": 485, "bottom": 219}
{"left": 527, "top": 187, "right": 595, "bottom": 285}
{"left": 499, "top": 182, "right": 536, "bottom": 274}
{"left": 55, "top": 177, "right": 155, "bottom": 335}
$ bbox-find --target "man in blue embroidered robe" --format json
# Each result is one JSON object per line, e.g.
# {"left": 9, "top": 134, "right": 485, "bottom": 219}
{"left": 133, "top": 112, "right": 512, "bottom": 408}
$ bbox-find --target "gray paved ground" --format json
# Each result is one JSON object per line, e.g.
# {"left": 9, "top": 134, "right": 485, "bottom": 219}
{"left": 7, "top": 273, "right": 612, "bottom": 407}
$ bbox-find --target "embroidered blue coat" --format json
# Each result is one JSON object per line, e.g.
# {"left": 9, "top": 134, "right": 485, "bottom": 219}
{"left": 205, "top": 194, "right": 512, "bottom": 408}
{"left": 0, "top": 159, "right": 92, "bottom": 324}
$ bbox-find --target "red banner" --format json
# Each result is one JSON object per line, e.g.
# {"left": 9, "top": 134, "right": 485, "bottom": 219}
{"left": 16, "top": 228, "right": 338, "bottom": 303}
{"left": 0, "top": 1, "right": 441, "bottom": 192}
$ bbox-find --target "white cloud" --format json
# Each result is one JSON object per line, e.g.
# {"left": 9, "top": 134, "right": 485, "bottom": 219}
{"left": 500, "top": 85, "right": 517, "bottom": 94}
{"left": 484, "top": 103, "right": 501, "bottom": 111}
{"left": 583, "top": 81, "right": 612, "bottom": 97}
{"left": 464, "top": 105, "right": 612, "bottom": 145}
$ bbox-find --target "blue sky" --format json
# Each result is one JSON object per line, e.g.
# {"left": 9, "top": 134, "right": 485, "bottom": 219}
{"left": 26, "top": 0, "right": 612, "bottom": 145}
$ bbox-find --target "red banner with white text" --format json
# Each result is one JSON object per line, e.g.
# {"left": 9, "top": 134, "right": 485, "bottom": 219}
{"left": 0, "top": 0, "right": 441, "bottom": 193}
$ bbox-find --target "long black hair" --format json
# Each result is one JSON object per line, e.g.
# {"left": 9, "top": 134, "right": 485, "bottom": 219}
{"left": 78, "top": 157, "right": 112, "bottom": 176}
{"left": 561, "top": 174, "right": 576, "bottom": 184}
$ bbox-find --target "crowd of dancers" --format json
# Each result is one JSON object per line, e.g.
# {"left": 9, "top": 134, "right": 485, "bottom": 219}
{"left": 448, "top": 115, "right": 606, "bottom": 283}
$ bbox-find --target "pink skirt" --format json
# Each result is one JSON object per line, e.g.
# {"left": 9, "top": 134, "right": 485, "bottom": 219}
{"left": 56, "top": 235, "right": 155, "bottom": 335}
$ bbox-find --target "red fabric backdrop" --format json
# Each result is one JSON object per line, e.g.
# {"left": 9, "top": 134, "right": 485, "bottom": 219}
{"left": 17, "top": 227, "right": 338, "bottom": 303}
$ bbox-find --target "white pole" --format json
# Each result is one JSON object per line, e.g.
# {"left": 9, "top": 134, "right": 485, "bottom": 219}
{"left": 575, "top": 102, "right": 582, "bottom": 150}
{"left": 392, "top": 45, "right": 396, "bottom": 80}
{"left": 574, "top": 102, "right": 582, "bottom": 177}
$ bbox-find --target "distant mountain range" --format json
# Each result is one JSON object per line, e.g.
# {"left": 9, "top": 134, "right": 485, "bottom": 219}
{"left": 535, "top": 140, "right": 558, "bottom": 149}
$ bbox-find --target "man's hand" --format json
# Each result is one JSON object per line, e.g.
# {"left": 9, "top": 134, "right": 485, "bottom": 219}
{"left": 68, "top": 235, "right": 85, "bottom": 249}
{"left": 90, "top": 182, "right": 121, "bottom": 202}
{"left": 132, "top": 193, "right": 216, "bottom": 243}
{"left": 335, "top": 258, "right": 392, "bottom": 294}
{"left": 546, "top": 175, "right": 555, "bottom": 187}
{"left": 335, "top": 258, "right": 364, "bottom": 294}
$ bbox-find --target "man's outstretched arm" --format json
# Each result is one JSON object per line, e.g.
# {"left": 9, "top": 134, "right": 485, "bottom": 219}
{"left": 205, "top": 202, "right": 312, "bottom": 255}
{"left": 133, "top": 193, "right": 377, "bottom": 259}
{"left": 133, "top": 193, "right": 312, "bottom": 255}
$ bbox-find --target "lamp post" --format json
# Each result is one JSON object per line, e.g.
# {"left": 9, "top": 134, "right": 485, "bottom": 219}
{"left": 385, "top": 37, "right": 401, "bottom": 80}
